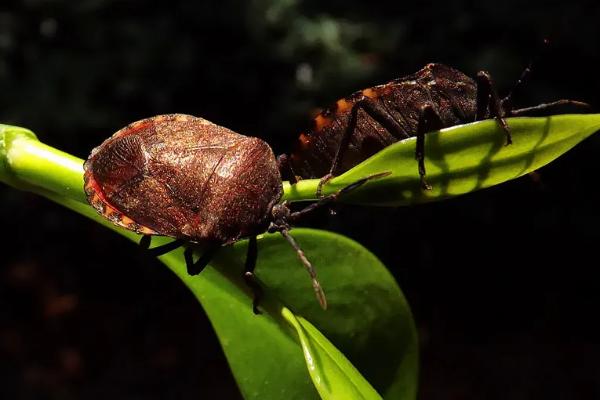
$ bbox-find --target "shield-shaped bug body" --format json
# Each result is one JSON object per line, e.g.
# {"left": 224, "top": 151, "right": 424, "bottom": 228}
{"left": 84, "top": 114, "right": 380, "bottom": 312}
{"left": 84, "top": 114, "right": 282, "bottom": 244}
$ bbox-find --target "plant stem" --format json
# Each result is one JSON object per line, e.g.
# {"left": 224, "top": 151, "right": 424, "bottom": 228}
{"left": 1, "top": 125, "right": 86, "bottom": 203}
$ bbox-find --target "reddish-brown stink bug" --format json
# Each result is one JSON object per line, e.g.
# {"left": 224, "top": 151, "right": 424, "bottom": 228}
{"left": 84, "top": 114, "right": 381, "bottom": 312}
{"left": 280, "top": 62, "right": 588, "bottom": 192}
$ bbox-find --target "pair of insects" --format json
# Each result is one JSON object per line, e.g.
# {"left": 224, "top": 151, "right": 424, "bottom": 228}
{"left": 84, "top": 63, "right": 585, "bottom": 312}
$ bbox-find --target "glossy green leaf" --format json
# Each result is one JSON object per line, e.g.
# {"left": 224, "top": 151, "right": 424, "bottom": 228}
{"left": 0, "top": 126, "right": 418, "bottom": 399}
{"left": 283, "top": 114, "right": 600, "bottom": 206}
{"left": 181, "top": 229, "right": 417, "bottom": 400}
{"left": 282, "top": 308, "right": 382, "bottom": 399}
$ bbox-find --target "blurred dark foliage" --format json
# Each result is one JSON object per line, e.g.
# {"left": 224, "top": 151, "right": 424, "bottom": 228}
{"left": 1, "top": 0, "right": 600, "bottom": 399}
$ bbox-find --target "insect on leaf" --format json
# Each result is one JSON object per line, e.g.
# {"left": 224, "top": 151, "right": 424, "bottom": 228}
{"left": 0, "top": 127, "right": 418, "bottom": 400}
{"left": 283, "top": 114, "right": 600, "bottom": 205}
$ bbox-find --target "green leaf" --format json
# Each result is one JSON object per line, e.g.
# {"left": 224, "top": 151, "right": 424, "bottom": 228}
{"left": 282, "top": 308, "right": 382, "bottom": 399}
{"left": 181, "top": 229, "right": 418, "bottom": 400}
{"left": 283, "top": 114, "right": 600, "bottom": 205}
{"left": 0, "top": 125, "right": 418, "bottom": 399}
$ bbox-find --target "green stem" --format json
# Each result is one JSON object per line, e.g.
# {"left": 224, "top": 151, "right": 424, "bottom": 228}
{"left": 1, "top": 125, "right": 86, "bottom": 203}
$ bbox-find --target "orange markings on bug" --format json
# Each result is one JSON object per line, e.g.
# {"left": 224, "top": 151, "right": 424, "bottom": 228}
{"left": 361, "top": 87, "right": 379, "bottom": 98}
{"left": 139, "top": 226, "right": 156, "bottom": 235}
{"left": 84, "top": 169, "right": 158, "bottom": 235}
{"left": 103, "top": 204, "right": 118, "bottom": 218}
{"left": 120, "top": 215, "right": 135, "bottom": 226}
{"left": 314, "top": 114, "right": 332, "bottom": 131}
{"left": 335, "top": 98, "right": 353, "bottom": 113}
{"left": 298, "top": 132, "right": 311, "bottom": 148}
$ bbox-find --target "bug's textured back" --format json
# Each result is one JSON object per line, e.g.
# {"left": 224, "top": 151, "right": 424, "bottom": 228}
{"left": 290, "top": 63, "right": 478, "bottom": 178}
{"left": 84, "top": 114, "right": 283, "bottom": 244}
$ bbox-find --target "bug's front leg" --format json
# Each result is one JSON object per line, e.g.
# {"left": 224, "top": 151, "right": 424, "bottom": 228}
{"left": 475, "top": 71, "right": 512, "bottom": 145}
{"left": 415, "top": 104, "right": 443, "bottom": 190}
{"left": 317, "top": 97, "right": 409, "bottom": 196}
{"left": 243, "top": 236, "right": 263, "bottom": 314}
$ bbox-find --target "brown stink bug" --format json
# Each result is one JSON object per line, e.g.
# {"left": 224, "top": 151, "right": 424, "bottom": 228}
{"left": 84, "top": 114, "right": 381, "bottom": 312}
{"left": 279, "top": 62, "right": 588, "bottom": 192}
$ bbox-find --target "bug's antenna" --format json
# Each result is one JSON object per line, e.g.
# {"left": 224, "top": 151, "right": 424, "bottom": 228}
{"left": 511, "top": 99, "right": 591, "bottom": 116}
{"left": 269, "top": 171, "right": 390, "bottom": 310}
{"left": 279, "top": 229, "right": 327, "bottom": 310}
{"left": 502, "top": 38, "right": 551, "bottom": 112}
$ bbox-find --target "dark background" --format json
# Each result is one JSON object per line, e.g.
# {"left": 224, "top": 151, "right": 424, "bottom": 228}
{"left": 1, "top": 1, "right": 599, "bottom": 399}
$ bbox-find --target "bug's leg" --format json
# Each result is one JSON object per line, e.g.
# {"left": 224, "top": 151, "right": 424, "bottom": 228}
{"left": 243, "top": 236, "right": 263, "bottom": 314}
{"left": 475, "top": 71, "right": 512, "bottom": 145}
{"left": 317, "top": 98, "right": 409, "bottom": 197}
{"left": 184, "top": 244, "right": 220, "bottom": 275}
{"left": 416, "top": 104, "right": 443, "bottom": 190}
{"left": 315, "top": 104, "right": 363, "bottom": 196}
{"left": 289, "top": 171, "right": 390, "bottom": 221}
{"left": 277, "top": 153, "right": 298, "bottom": 185}
{"left": 146, "top": 239, "right": 185, "bottom": 257}
{"left": 139, "top": 234, "right": 152, "bottom": 249}
{"left": 184, "top": 247, "right": 194, "bottom": 273}
{"left": 279, "top": 229, "right": 327, "bottom": 310}
{"left": 511, "top": 99, "right": 591, "bottom": 116}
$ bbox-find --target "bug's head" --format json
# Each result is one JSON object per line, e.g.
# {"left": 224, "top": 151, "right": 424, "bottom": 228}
{"left": 269, "top": 202, "right": 291, "bottom": 232}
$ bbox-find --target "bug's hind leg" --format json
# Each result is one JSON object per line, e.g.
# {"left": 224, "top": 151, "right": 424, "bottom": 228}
{"left": 317, "top": 97, "right": 409, "bottom": 197}
{"left": 243, "top": 236, "right": 263, "bottom": 314}
{"left": 416, "top": 104, "right": 443, "bottom": 190}
{"left": 475, "top": 71, "right": 512, "bottom": 145}
{"left": 184, "top": 244, "right": 220, "bottom": 276}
